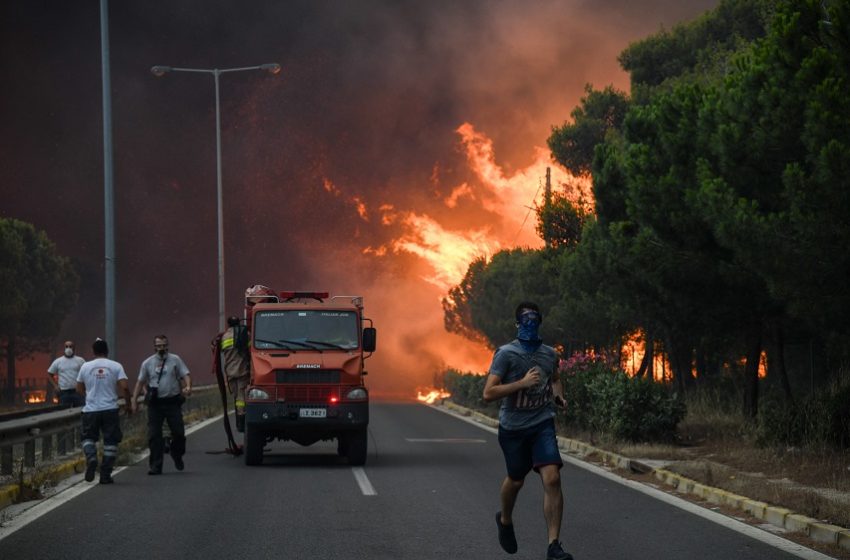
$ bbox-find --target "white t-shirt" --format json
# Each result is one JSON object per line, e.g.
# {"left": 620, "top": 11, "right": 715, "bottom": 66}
{"left": 76, "top": 358, "right": 128, "bottom": 412}
{"left": 48, "top": 355, "right": 86, "bottom": 390}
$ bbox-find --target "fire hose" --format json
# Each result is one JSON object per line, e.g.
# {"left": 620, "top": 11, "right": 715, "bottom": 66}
{"left": 209, "top": 333, "right": 242, "bottom": 456}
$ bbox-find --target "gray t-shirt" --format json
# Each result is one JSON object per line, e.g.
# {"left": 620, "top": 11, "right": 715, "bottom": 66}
{"left": 488, "top": 340, "right": 559, "bottom": 430}
{"left": 48, "top": 355, "right": 85, "bottom": 390}
{"left": 138, "top": 353, "right": 190, "bottom": 398}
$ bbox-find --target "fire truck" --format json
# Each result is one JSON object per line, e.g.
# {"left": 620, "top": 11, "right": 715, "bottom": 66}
{"left": 236, "top": 288, "right": 376, "bottom": 466}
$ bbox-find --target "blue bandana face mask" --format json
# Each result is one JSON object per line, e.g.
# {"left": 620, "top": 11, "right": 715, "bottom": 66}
{"left": 517, "top": 311, "right": 541, "bottom": 343}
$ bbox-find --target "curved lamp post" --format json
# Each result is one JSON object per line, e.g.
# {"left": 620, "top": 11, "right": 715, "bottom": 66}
{"left": 151, "top": 63, "right": 280, "bottom": 331}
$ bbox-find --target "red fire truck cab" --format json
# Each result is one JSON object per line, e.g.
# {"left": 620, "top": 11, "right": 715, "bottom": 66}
{"left": 242, "top": 290, "right": 376, "bottom": 466}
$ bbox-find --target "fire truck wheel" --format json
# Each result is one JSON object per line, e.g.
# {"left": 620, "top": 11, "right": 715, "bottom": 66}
{"left": 244, "top": 423, "right": 264, "bottom": 466}
{"left": 346, "top": 428, "right": 368, "bottom": 466}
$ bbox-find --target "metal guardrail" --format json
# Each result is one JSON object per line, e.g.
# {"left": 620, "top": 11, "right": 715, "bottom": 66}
{"left": 0, "top": 385, "right": 219, "bottom": 476}
{"left": 0, "top": 406, "right": 83, "bottom": 475}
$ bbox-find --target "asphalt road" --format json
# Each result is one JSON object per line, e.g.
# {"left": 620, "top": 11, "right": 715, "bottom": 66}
{"left": 0, "top": 403, "right": 830, "bottom": 559}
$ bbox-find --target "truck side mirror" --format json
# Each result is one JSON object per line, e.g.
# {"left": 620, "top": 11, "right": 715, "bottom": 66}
{"left": 362, "top": 327, "right": 376, "bottom": 352}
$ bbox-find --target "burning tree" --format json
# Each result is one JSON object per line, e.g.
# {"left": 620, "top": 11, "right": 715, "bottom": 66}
{"left": 0, "top": 218, "right": 78, "bottom": 404}
{"left": 446, "top": 0, "right": 850, "bottom": 427}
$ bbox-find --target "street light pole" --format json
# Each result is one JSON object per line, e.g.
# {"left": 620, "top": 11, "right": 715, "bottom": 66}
{"left": 151, "top": 63, "right": 280, "bottom": 331}
{"left": 214, "top": 69, "right": 224, "bottom": 336}
{"left": 100, "top": 0, "right": 116, "bottom": 358}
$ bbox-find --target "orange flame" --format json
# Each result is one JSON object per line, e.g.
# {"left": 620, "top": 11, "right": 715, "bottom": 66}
{"left": 24, "top": 390, "right": 47, "bottom": 404}
{"left": 368, "top": 123, "right": 591, "bottom": 292}
{"left": 620, "top": 331, "right": 673, "bottom": 382}
{"left": 416, "top": 388, "right": 452, "bottom": 404}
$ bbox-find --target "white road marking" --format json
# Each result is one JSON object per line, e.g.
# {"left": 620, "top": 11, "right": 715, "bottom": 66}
{"left": 430, "top": 404, "right": 836, "bottom": 560}
{"left": 405, "top": 438, "right": 486, "bottom": 443}
{"left": 0, "top": 414, "right": 224, "bottom": 542}
{"left": 352, "top": 467, "right": 377, "bottom": 496}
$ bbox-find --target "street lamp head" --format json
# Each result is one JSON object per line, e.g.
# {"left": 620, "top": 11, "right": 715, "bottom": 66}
{"left": 151, "top": 65, "right": 172, "bottom": 77}
{"left": 260, "top": 63, "right": 281, "bottom": 75}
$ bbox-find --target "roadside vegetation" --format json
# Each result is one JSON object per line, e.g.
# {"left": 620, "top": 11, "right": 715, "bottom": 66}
{"left": 439, "top": 0, "right": 850, "bottom": 528}
{"left": 443, "top": 365, "right": 850, "bottom": 529}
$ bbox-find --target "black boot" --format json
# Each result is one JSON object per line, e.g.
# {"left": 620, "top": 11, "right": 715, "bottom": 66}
{"left": 100, "top": 453, "right": 116, "bottom": 484}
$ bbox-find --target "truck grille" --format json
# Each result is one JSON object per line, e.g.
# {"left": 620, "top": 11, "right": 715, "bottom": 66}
{"left": 275, "top": 369, "right": 341, "bottom": 384}
{"left": 279, "top": 385, "right": 339, "bottom": 402}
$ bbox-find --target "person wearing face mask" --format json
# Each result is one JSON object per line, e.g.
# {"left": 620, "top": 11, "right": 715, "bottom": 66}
{"left": 132, "top": 334, "right": 192, "bottom": 475}
{"left": 47, "top": 340, "right": 86, "bottom": 407}
{"left": 483, "top": 302, "right": 572, "bottom": 560}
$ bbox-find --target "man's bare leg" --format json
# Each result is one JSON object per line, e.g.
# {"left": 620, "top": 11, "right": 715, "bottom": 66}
{"left": 500, "top": 476, "right": 525, "bottom": 524}
{"left": 539, "top": 465, "right": 563, "bottom": 542}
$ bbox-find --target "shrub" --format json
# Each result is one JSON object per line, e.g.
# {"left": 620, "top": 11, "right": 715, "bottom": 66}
{"left": 560, "top": 352, "right": 686, "bottom": 442}
{"left": 442, "top": 352, "right": 687, "bottom": 443}
{"left": 444, "top": 369, "right": 499, "bottom": 415}
{"left": 756, "top": 383, "right": 850, "bottom": 449}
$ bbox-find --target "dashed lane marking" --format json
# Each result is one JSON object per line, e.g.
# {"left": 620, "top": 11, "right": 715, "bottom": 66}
{"left": 352, "top": 467, "right": 377, "bottom": 496}
{"left": 405, "top": 438, "right": 487, "bottom": 443}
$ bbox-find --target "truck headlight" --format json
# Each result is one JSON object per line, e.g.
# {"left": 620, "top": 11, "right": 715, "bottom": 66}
{"left": 247, "top": 388, "right": 270, "bottom": 400}
{"left": 346, "top": 388, "right": 367, "bottom": 400}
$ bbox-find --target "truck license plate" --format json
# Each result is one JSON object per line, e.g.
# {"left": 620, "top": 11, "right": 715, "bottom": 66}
{"left": 299, "top": 408, "right": 326, "bottom": 418}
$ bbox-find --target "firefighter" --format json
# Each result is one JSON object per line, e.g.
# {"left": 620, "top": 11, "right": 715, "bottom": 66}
{"left": 221, "top": 315, "right": 250, "bottom": 431}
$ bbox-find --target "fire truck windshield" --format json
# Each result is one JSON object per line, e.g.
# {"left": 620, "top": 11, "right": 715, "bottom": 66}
{"left": 253, "top": 310, "right": 359, "bottom": 351}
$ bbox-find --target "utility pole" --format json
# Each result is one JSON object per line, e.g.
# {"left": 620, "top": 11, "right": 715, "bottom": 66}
{"left": 544, "top": 167, "right": 552, "bottom": 249}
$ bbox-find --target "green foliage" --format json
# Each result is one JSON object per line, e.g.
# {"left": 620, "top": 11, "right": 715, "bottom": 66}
{"left": 619, "top": 0, "right": 770, "bottom": 90}
{"left": 756, "top": 383, "right": 850, "bottom": 449}
{"left": 444, "top": 356, "right": 686, "bottom": 444}
{"left": 548, "top": 84, "right": 630, "bottom": 176}
{"left": 559, "top": 353, "right": 686, "bottom": 442}
{"left": 695, "top": 0, "right": 850, "bottom": 337}
{"left": 535, "top": 193, "right": 589, "bottom": 250}
{"left": 443, "top": 369, "right": 499, "bottom": 415}
{"left": 0, "top": 219, "right": 79, "bottom": 339}
{"left": 0, "top": 218, "right": 79, "bottom": 402}
{"left": 442, "top": 249, "right": 563, "bottom": 349}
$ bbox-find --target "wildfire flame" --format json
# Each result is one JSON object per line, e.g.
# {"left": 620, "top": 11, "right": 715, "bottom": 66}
{"left": 416, "top": 388, "right": 451, "bottom": 404}
{"left": 24, "top": 390, "right": 47, "bottom": 404}
{"left": 367, "top": 122, "right": 591, "bottom": 292}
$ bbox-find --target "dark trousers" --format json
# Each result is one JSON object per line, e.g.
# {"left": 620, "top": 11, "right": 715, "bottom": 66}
{"left": 81, "top": 409, "right": 122, "bottom": 476}
{"left": 59, "top": 389, "right": 84, "bottom": 408}
{"left": 147, "top": 399, "right": 186, "bottom": 471}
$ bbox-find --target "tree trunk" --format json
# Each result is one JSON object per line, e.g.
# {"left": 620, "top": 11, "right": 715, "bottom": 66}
{"left": 667, "top": 336, "right": 694, "bottom": 393}
{"left": 4, "top": 338, "right": 16, "bottom": 405}
{"left": 635, "top": 331, "right": 654, "bottom": 379}
{"left": 769, "top": 325, "right": 794, "bottom": 405}
{"left": 742, "top": 329, "right": 762, "bottom": 419}
{"left": 695, "top": 347, "right": 707, "bottom": 383}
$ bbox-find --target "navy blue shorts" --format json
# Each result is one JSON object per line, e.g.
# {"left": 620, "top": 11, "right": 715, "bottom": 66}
{"left": 498, "top": 418, "right": 563, "bottom": 480}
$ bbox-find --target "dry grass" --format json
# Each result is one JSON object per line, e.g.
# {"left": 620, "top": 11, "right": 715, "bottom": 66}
{"left": 575, "top": 395, "right": 850, "bottom": 529}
